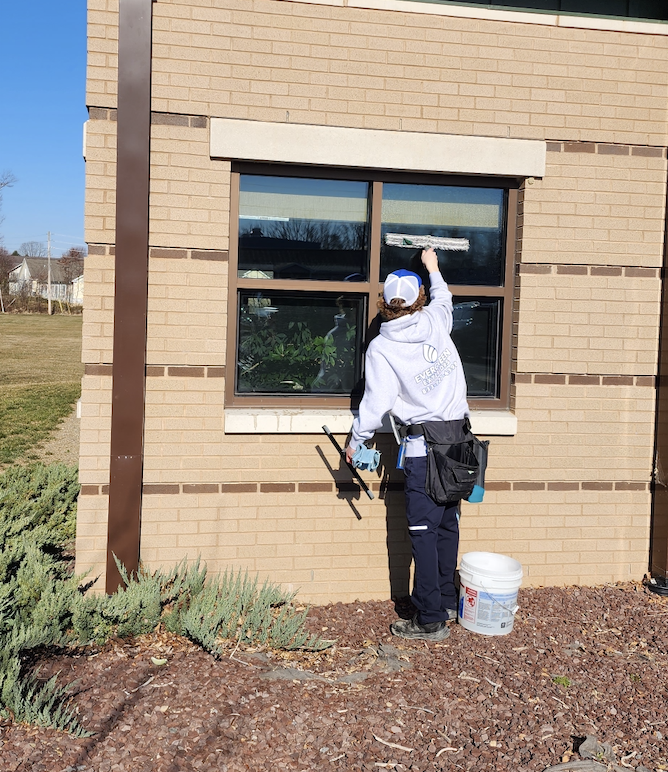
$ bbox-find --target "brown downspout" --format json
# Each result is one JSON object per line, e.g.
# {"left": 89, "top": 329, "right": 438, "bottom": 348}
{"left": 649, "top": 149, "right": 668, "bottom": 594}
{"left": 105, "top": 0, "right": 155, "bottom": 593}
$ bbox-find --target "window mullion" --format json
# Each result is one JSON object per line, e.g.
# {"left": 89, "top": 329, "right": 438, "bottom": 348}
{"left": 226, "top": 171, "right": 242, "bottom": 408}
{"left": 368, "top": 180, "right": 383, "bottom": 328}
{"left": 236, "top": 279, "right": 372, "bottom": 294}
{"left": 499, "top": 187, "right": 519, "bottom": 407}
{"left": 449, "top": 285, "right": 506, "bottom": 296}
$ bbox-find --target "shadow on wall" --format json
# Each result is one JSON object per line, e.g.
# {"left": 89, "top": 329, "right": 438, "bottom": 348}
{"left": 316, "top": 436, "right": 412, "bottom": 599}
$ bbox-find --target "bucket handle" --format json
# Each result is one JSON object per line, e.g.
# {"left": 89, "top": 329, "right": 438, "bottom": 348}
{"left": 478, "top": 579, "right": 520, "bottom": 616}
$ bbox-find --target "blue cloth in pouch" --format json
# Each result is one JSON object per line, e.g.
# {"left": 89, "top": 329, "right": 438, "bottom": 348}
{"left": 352, "top": 445, "right": 381, "bottom": 471}
{"left": 467, "top": 484, "right": 484, "bottom": 503}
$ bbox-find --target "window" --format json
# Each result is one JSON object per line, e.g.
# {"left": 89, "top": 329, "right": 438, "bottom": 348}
{"left": 227, "top": 164, "right": 518, "bottom": 409}
{"left": 420, "top": 0, "right": 667, "bottom": 21}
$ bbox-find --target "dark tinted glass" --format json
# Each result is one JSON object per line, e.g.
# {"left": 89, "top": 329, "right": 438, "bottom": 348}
{"left": 439, "top": 0, "right": 667, "bottom": 19}
{"left": 451, "top": 298, "right": 501, "bottom": 399}
{"left": 629, "top": 0, "right": 667, "bottom": 19}
{"left": 238, "top": 175, "right": 370, "bottom": 282}
{"left": 237, "top": 291, "right": 366, "bottom": 395}
{"left": 561, "top": 0, "right": 628, "bottom": 12}
{"left": 380, "top": 184, "right": 506, "bottom": 286}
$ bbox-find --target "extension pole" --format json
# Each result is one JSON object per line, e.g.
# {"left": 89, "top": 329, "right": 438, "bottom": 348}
{"left": 322, "top": 425, "right": 374, "bottom": 500}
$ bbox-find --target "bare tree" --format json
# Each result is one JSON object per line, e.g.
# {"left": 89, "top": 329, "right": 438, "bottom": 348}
{"left": 61, "top": 245, "right": 87, "bottom": 261}
{"left": 60, "top": 246, "right": 86, "bottom": 304}
{"left": 0, "top": 246, "right": 17, "bottom": 294}
{"left": 0, "top": 171, "right": 17, "bottom": 239}
{"left": 19, "top": 241, "right": 47, "bottom": 257}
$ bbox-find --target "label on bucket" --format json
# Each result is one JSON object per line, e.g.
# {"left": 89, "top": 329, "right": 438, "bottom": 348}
{"left": 459, "top": 584, "right": 519, "bottom": 635}
{"left": 476, "top": 591, "right": 516, "bottom": 628}
{"left": 462, "top": 586, "right": 478, "bottom": 623}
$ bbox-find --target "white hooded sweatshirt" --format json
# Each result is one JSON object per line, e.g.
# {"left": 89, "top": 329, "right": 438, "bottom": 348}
{"left": 350, "top": 271, "right": 469, "bottom": 458}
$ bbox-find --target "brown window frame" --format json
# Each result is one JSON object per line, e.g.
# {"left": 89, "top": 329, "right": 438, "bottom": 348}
{"left": 226, "top": 162, "right": 519, "bottom": 410}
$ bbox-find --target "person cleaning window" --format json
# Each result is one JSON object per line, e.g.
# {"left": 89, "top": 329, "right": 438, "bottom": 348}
{"left": 346, "top": 248, "right": 471, "bottom": 642}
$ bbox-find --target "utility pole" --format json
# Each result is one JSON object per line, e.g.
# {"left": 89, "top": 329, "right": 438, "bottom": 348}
{"left": 47, "top": 231, "right": 52, "bottom": 315}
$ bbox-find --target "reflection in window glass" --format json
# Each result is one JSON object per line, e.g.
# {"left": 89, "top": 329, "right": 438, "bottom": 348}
{"left": 381, "top": 184, "right": 506, "bottom": 286}
{"left": 237, "top": 291, "right": 366, "bottom": 395}
{"left": 238, "top": 175, "right": 370, "bottom": 281}
{"left": 459, "top": 0, "right": 667, "bottom": 21}
{"left": 450, "top": 298, "right": 501, "bottom": 398}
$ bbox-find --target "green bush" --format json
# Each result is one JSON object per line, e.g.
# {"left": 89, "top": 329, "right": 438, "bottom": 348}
{"left": 0, "top": 463, "right": 329, "bottom": 736}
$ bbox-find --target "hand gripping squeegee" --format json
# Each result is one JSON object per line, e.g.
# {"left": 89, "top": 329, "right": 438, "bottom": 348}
{"left": 322, "top": 426, "right": 374, "bottom": 500}
{"left": 384, "top": 233, "right": 470, "bottom": 251}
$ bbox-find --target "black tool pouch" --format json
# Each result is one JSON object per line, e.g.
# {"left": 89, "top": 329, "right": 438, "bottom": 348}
{"left": 421, "top": 419, "right": 479, "bottom": 505}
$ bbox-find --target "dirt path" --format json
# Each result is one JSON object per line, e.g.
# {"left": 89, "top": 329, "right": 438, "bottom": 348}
{"left": 30, "top": 405, "right": 80, "bottom": 466}
{"left": 1, "top": 584, "right": 666, "bottom": 772}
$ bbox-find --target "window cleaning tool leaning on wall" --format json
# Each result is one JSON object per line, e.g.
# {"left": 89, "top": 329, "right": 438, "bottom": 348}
{"left": 345, "top": 246, "right": 488, "bottom": 643}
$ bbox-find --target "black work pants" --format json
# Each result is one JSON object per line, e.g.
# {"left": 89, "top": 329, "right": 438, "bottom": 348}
{"left": 403, "top": 455, "right": 459, "bottom": 625}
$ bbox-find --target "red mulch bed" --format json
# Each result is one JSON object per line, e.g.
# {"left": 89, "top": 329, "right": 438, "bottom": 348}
{"left": 1, "top": 583, "right": 667, "bottom": 772}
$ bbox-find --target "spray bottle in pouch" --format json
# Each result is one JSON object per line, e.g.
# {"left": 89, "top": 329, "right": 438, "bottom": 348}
{"left": 389, "top": 414, "right": 407, "bottom": 470}
{"left": 396, "top": 438, "right": 407, "bottom": 470}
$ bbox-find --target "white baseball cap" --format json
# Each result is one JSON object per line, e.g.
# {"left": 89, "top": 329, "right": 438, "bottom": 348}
{"left": 383, "top": 269, "right": 423, "bottom": 306}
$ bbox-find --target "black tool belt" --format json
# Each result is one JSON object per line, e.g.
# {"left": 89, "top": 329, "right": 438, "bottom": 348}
{"left": 399, "top": 417, "right": 471, "bottom": 440}
{"left": 402, "top": 418, "right": 479, "bottom": 505}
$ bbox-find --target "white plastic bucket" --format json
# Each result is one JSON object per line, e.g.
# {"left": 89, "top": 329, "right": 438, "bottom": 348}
{"left": 458, "top": 551, "right": 523, "bottom": 636}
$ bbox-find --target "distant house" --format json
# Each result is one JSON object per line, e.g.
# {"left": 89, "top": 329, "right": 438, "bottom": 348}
{"left": 9, "top": 257, "right": 84, "bottom": 303}
{"left": 71, "top": 274, "right": 84, "bottom": 305}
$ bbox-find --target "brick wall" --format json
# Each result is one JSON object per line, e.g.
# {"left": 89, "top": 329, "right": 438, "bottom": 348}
{"left": 77, "top": 0, "right": 668, "bottom": 598}
{"left": 88, "top": 0, "right": 668, "bottom": 145}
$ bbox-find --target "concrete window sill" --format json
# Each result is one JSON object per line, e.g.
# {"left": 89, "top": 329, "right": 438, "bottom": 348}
{"left": 223, "top": 409, "right": 517, "bottom": 436}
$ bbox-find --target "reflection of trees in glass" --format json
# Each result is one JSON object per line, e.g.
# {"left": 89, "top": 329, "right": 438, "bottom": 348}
{"left": 311, "top": 299, "right": 357, "bottom": 392}
{"left": 240, "top": 219, "right": 367, "bottom": 251}
{"left": 380, "top": 224, "right": 502, "bottom": 286}
{"left": 237, "top": 300, "right": 357, "bottom": 394}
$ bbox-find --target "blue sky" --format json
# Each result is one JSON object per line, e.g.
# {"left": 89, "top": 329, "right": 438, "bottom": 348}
{"left": 0, "top": 1, "right": 88, "bottom": 256}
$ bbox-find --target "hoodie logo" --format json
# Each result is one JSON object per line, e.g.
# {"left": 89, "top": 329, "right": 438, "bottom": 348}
{"left": 423, "top": 344, "right": 438, "bottom": 363}
{"left": 415, "top": 347, "right": 456, "bottom": 394}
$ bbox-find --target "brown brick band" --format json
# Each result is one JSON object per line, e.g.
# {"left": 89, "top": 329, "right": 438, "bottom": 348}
{"left": 182, "top": 483, "right": 219, "bottom": 494}
{"left": 547, "top": 141, "right": 665, "bottom": 158}
{"left": 87, "top": 244, "right": 115, "bottom": 256}
{"left": 190, "top": 250, "right": 228, "bottom": 261}
{"left": 88, "top": 245, "right": 228, "bottom": 261}
{"left": 519, "top": 264, "right": 660, "bottom": 278}
{"left": 79, "top": 480, "right": 652, "bottom": 496}
{"left": 143, "top": 484, "right": 180, "bottom": 495}
{"left": 89, "top": 107, "right": 208, "bottom": 129}
{"left": 84, "top": 364, "right": 226, "bottom": 378}
{"left": 513, "top": 373, "right": 655, "bottom": 387}
{"left": 85, "top": 364, "right": 114, "bottom": 376}
{"left": 487, "top": 481, "right": 650, "bottom": 492}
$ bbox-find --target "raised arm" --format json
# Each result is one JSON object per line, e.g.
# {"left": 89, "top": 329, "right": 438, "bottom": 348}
{"left": 421, "top": 248, "right": 453, "bottom": 332}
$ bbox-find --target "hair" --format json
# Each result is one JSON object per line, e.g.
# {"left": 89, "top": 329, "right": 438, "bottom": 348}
{"left": 377, "top": 285, "right": 427, "bottom": 321}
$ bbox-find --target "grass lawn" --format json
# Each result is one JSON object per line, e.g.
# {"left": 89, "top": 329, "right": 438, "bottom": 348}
{"left": 0, "top": 315, "right": 84, "bottom": 464}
